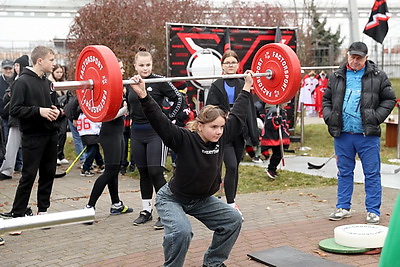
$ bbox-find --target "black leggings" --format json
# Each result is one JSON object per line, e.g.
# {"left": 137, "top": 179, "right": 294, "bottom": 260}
{"left": 131, "top": 123, "right": 167, "bottom": 199}
{"left": 223, "top": 135, "right": 245, "bottom": 204}
{"left": 87, "top": 118, "right": 124, "bottom": 207}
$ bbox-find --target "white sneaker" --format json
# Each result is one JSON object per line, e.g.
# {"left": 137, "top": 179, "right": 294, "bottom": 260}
{"left": 57, "top": 159, "right": 61, "bottom": 165}
{"left": 329, "top": 208, "right": 352, "bottom": 221}
{"left": 366, "top": 212, "right": 380, "bottom": 224}
{"left": 252, "top": 157, "right": 263, "bottom": 164}
{"left": 235, "top": 204, "right": 244, "bottom": 221}
{"left": 60, "top": 159, "right": 69, "bottom": 165}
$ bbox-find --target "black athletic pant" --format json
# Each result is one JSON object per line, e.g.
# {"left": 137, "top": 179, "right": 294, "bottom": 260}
{"left": 223, "top": 134, "right": 245, "bottom": 204}
{"left": 88, "top": 118, "right": 124, "bottom": 207}
{"left": 131, "top": 123, "right": 167, "bottom": 200}
{"left": 12, "top": 133, "right": 58, "bottom": 215}
{"left": 57, "top": 116, "right": 68, "bottom": 160}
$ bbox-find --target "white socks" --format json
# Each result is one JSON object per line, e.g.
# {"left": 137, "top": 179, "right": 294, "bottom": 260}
{"left": 142, "top": 199, "right": 152, "bottom": 213}
{"left": 228, "top": 203, "right": 236, "bottom": 208}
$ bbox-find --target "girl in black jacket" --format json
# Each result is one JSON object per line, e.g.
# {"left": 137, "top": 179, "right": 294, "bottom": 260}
{"left": 127, "top": 49, "right": 183, "bottom": 229}
{"left": 205, "top": 50, "right": 259, "bottom": 219}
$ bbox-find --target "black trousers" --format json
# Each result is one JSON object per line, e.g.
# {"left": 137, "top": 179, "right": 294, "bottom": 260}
{"left": 223, "top": 134, "right": 245, "bottom": 204}
{"left": 12, "top": 133, "right": 58, "bottom": 215}
{"left": 88, "top": 118, "right": 123, "bottom": 207}
{"left": 262, "top": 144, "right": 289, "bottom": 172}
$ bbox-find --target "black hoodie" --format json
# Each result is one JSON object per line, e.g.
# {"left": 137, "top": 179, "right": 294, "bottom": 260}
{"left": 10, "top": 68, "right": 60, "bottom": 135}
{"left": 140, "top": 90, "right": 251, "bottom": 199}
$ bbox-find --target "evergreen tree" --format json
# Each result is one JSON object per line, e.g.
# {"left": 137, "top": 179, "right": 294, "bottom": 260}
{"left": 310, "top": 3, "right": 343, "bottom": 66}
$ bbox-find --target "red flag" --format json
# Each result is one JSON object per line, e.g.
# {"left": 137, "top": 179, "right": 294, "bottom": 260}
{"left": 217, "top": 29, "right": 231, "bottom": 54}
{"left": 363, "top": 0, "right": 390, "bottom": 44}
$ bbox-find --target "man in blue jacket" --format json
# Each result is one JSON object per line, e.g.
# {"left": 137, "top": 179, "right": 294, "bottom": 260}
{"left": 323, "top": 41, "right": 396, "bottom": 225}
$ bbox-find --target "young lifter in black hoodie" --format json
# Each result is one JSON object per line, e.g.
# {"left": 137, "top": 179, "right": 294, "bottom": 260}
{"left": 1, "top": 46, "right": 61, "bottom": 218}
{"left": 129, "top": 70, "right": 254, "bottom": 267}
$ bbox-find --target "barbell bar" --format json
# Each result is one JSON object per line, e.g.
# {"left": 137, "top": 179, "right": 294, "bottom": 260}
{"left": 52, "top": 71, "right": 274, "bottom": 91}
{"left": 52, "top": 43, "right": 301, "bottom": 122}
{"left": 0, "top": 208, "right": 95, "bottom": 235}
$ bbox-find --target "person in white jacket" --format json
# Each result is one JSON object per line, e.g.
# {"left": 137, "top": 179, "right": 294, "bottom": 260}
{"left": 77, "top": 113, "right": 104, "bottom": 177}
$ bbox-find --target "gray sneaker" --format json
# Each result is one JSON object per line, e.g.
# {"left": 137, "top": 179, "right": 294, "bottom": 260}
{"left": 329, "top": 208, "right": 352, "bottom": 221}
{"left": 153, "top": 217, "right": 164, "bottom": 230}
{"left": 366, "top": 212, "right": 380, "bottom": 224}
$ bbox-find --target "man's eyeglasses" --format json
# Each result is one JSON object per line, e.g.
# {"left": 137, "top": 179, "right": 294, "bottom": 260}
{"left": 222, "top": 62, "right": 238, "bottom": 65}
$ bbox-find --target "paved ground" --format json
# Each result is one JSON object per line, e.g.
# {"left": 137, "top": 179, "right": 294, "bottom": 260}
{"left": 0, "top": 154, "right": 399, "bottom": 267}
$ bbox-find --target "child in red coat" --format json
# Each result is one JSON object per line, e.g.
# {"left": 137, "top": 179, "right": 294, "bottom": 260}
{"left": 261, "top": 104, "right": 290, "bottom": 179}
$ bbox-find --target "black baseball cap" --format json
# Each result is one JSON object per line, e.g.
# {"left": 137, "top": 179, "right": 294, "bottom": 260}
{"left": 348, "top": 42, "right": 368, "bottom": 57}
{"left": 1, "top": 59, "right": 13, "bottom": 69}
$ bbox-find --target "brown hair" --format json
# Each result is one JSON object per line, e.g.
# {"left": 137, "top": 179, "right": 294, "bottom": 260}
{"left": 31, "top": 46, "right": 54, "bottom": 65}
{"left": 134, "top": 47, "right": 152, "bottom": 63}
{"left": 221, "top": 50, "right": 239, "bottom": 64}
{"left": 186, "top": 105, "right": 227, "bottom": 132}
{"left": 51, "top": 64, "right": 65, "bottom": 82}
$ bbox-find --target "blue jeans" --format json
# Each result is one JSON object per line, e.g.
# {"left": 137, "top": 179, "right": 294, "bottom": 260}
{"left": 155, "top": 184, "right": 242, "bottom": 267}
{"left": 334, "top": 133, "right": 381, "bottom": 215}
{"left": 83, "top": 144, "right": 104, "bottom": 172}
{"left": 68, "top": 120, "right": 86, "bottom": 162}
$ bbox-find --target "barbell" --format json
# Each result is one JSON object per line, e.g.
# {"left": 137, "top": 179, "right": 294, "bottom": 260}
{"left": 52, "top": 43, "right": 301, "bottom": 122}
{"left": 0, "top": 208, "right": 95, "bottom": 235}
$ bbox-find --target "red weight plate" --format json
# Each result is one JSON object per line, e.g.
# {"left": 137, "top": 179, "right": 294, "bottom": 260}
{"left": 75, "top": 45, "right": 122, "bottom": 122}
{"left": 251, "top": 43, "right": 301, "bottom": 105}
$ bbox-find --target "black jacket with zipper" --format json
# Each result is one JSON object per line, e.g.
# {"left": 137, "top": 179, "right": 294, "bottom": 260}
{"left": 206, "top": 78, "right": 260, "bottom": 146}
{"left": 10, "top": 68, "right": 61, "bottom": 136}
{"left": 322, "top": 60, "right": 396, "bottom": 137}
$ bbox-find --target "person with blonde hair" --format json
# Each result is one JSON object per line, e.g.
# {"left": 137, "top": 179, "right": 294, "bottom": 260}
{"left": 127, "top": 48, "right": 183, "bottom": 229}
{"left": 130, "top": 69, "right": 254, "bottom": 267}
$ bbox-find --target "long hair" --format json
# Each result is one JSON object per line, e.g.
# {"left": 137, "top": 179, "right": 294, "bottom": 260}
{"left": 186, "top": 105, "right": 227, "bottom": 132}
{"left": 51, "top": 64, "right": 65, "bottom": 82}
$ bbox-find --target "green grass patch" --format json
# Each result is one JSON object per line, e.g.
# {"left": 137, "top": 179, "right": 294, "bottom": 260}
{"left": 236, "top": 165, "right": 337, "bottom": 194}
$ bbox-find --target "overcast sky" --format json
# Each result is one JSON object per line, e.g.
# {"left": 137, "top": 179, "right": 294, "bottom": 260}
{"left": 0, "top": 0, "right": 398, "bottom": 49}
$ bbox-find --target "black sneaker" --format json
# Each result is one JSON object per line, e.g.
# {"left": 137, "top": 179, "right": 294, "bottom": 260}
{"left": 133, "top": 210, "right": 152, "bottom": 225}
{"left": 0, "top": 207, "right": 33, "bottom": 218}
{"left": 265, "top": 169, "right": 277, "bottom": 179}
{"left": 81, "top": 169, "right": 95, "bottom": 177}
{"left": 25, "top": 207, "right": 33, "bottom": 216}
{"left": 97, "top": 165, "right": 105, "bottom": 173}
{"left": 0, "top": 237, "right": 4, "bottom": 246}
{"left": 120, "top": 166, "right": 127, "bottom": 175}
{"left": 110, "top": 202, "right": 133, "bottom": 215}
{"left": 153, "top": 217, "right": 164, "bottom": 230}
{"left": 128, "top": 164, "right": 136, "bottom": 173}
{"left": 0, "top": 173, "right": 12, "bottom": 181}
